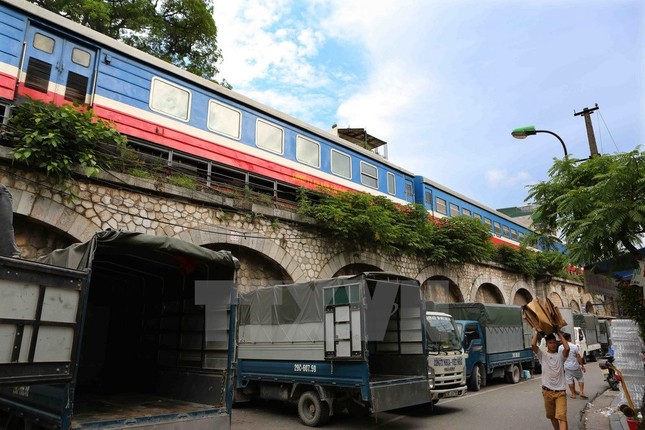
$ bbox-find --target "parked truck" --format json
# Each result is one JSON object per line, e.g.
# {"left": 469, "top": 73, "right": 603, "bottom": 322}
{"left": 0, "top": 230, "right": 239, "bottom": 430}
{"left": 597, "top": 318, "right": 613, "bottom": 355}
{"left": 573, "top": 312, "right": 602, "bottom": 362}
{"left": 424, "top": 302, "right": 467, "bottom": 406}
{"left": 438, "top": 303, "right": 534, "bottom": 391}
{"left": 234, "top": 272, "right": 433, "bottom": 426}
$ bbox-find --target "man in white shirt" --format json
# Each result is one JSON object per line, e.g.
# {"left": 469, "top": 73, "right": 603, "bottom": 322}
{"left": 558, "top": 332, "right": 587, "bottom": 399}
{"left": 533, "top": 330, "right": 570, "bottom": 430}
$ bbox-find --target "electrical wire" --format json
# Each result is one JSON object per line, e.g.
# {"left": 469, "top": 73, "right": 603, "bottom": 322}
{"left": 597, "top": 111, "right": 620, "bottom": 153}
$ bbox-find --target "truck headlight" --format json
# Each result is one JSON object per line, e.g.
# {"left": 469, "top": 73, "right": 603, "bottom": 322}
{"left": 428, "top": 365, "right": 435, "bottom": 389}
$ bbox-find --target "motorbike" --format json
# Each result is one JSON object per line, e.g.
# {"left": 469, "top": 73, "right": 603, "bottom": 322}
{"left": 598, "top": 354, "right": 620, "bottom": 391}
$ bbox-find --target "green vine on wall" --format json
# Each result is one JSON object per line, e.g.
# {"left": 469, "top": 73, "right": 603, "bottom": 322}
{"left": 6, "top": 98, "right": 126, "bottom": 194}
{"left": 298, "top": 188, "right": 573, "bottom": 279}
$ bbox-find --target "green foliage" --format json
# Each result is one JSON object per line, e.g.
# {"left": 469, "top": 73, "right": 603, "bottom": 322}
{"left": 32, "top": 0, "right": 226, "bottom": 83}
{"left": 528, "top": 149, "right": 645, "bottom": 332}
{"left": 8, "top": 99, "right": 126, "bottom": 187}
{"left": 298, "top": 190, "right": 494, "bottom": 264}
{"left": 527, "top": 149, "right": 645, "bottom": 266}
{"left": 169, "top": 173, "right": 197, "bottom": 190}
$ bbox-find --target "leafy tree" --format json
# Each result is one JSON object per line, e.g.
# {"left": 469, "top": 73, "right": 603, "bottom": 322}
{"left": 31, "top": 0, "right": 227, "bottom": 83}
{"left": 527, "top": 149, "right": 645, "bottom": 333}
{"left": 7, "top": 99, "right": 126, "bottom": 189}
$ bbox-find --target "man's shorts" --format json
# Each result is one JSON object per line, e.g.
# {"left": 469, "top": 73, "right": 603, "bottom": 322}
{"left": 565, "top": 368, "right": 584, "bottom": 384}
{"left": 542, "top": 387, "right": 567, "bottom": 421}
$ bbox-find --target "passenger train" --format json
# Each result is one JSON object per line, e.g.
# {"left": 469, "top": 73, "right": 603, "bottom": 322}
{"left": 0, "top": 0, "right": 538, "bottom": 249}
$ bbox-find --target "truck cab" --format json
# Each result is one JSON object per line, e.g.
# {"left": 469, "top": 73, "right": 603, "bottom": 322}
{"left": 425, "top": 311, "right": 467, "bottom": 404}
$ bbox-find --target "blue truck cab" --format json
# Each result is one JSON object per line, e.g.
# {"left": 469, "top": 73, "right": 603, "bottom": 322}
{"left": 439, "top": 303, "right": 534, "bottom": 392}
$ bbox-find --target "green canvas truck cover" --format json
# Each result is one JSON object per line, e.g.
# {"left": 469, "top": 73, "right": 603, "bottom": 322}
{"left": 436, "top": 303, "right": 523, "bottom": 327}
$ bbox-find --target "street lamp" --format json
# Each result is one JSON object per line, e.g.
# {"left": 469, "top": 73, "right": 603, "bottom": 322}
{"left": 511, "top": 125, "right": 568, "bottom": 157}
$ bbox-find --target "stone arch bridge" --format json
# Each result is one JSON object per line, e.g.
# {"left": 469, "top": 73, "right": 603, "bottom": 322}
{"left": 0, "top": 156, "right": 606, "bottom": 315}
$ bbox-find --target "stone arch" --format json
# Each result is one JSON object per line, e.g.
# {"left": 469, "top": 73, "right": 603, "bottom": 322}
{"left": 509, "top": 280, "right": 535, "bottom": 306}
{"left": 14, "top": 214, "right": 78, "bottom": 258}
{"left": 468, "top": 272, "right": 505, "bottom": 302}
{"left": 548, "top": 292, "right": 563, "bottom": 307}
{"left": 512, "top": 288, "right": 533, "bottom": 305}
{"left": 190, "top": 226, "right": 301, "bottom": 291}
{"left": 208, "top": 243, "right": 291, "bottom": 294}
{"left": 11, "top": 187, "right": 99, "bottom": 247}
{"left": 475, "top": 283, "right": 505, "bottom": 304}
{"left": 333, "top": 264, "right": 382, "bottom": 277}
{"left": 421, "top": 275, "right": 464, "bottom": 303}
{"left": 318, "top": 250, "right": 398, "bottom": 279}
{"left": 569, "top": 300, "right": 581, "bottom": 312}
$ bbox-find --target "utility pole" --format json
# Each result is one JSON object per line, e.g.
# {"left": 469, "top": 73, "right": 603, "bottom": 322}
{"left": 574, "top": 103, "right": 600, "bottom": 157}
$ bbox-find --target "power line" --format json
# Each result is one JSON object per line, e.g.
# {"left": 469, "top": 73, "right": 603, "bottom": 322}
{"left": 597, "top": 111, "right": 620, "bottom": 153}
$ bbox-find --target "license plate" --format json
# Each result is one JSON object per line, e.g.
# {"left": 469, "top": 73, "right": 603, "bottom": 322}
{"left": 600, "top": 368, "right": 609, "bottom": 375}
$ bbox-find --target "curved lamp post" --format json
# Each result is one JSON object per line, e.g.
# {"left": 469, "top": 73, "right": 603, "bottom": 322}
{"left": 511, "top": 125, "right": 568, "bottom": 157}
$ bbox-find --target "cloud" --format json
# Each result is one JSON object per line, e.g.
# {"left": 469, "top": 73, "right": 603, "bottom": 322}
{"left": 485, "top": 169, "right": 534, "bottom": 189}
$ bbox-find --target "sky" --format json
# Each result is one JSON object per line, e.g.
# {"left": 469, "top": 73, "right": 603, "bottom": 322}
{"left": 212, "top": 0, "right": 644, "bottom": 211}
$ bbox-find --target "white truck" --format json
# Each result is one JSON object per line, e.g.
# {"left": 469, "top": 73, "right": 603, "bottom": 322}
{"left": 424, "top": 304, "right": 467, "bottom": 406}
{"left": 555, "top": 308, "right": 601, "bottom": 363}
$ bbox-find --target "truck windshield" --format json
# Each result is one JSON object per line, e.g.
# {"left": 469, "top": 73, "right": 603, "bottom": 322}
{"left": 426, "top": 315, "right": 462, "bottom": 352}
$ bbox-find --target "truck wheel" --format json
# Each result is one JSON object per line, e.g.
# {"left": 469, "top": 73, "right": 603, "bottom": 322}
{"left": 505, "top": 364, "right": 521, "bottom": 384}
{"left": 469, "top": 365, "right": 482, "bottom": 391}
{"left": 298, "top": 391, "right": 330, "bottom": 427}
{"left": 588, "top": 352, "right": 597, "bottom": 362}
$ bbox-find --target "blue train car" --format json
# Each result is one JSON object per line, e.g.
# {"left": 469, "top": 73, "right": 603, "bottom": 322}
{"left": 0, "top": 0, "right": 415, "bottom": 205}
{"left": 414, "top": 176, "right": 536, "bottom": 249}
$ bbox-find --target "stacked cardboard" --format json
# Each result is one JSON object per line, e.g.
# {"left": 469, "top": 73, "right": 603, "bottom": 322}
{"left": 522, "top": 297, "right": 568, "bottom": 335}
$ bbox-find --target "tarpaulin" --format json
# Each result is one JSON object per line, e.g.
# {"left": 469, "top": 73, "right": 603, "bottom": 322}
{"left": 522, "top": 297, "right": 568, "bottom": 335}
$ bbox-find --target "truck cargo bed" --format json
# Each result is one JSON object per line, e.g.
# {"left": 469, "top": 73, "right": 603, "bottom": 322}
{"left": 72, "top": 393, "right": 214, "bottom": 423}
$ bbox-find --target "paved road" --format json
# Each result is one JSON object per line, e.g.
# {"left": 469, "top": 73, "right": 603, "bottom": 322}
{"left": 232, "top": 362, "right": 609, "bottom": 429}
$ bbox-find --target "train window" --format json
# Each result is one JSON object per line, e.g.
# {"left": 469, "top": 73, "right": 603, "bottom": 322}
{"left": 33, "top": 33, "right": 55, "bottom": 54}
{"left": 64, "top": 71, "right": 88, "bottom": 103}
{"left": 296, "top": 135, "right": 320, "bottom": 167}
{"left": 493, "top": 221, "right": 502, "bottom": 235}
{"left": 435, "top": 198, "right": 447, "bottom": 215}
{"left": 424, "top": 190, "right": 432, "bottom": 205}
{"left": 511, "top": 229, "right": 518, "bottom": 240}
{"left": 256, "top": 119, "right": 284, "bottom": 154}
{"left": 462, "top": 208, "right": 471, "bottom": 217}
{"left": 360, "top": 162, "right": 378, "bottom": 189}
{"left": 387, "top": 172, "right": 396, "bottom": 195}
{"left": 331, "top": 149, "right": 351, "bottom": 179}
{"left": 150, "top": 77, "right": 191, "bottom": 121}
{"left": 405, "top": 182, "right": 414, "bottom": 199}
{"left": 449, "top": 203, "right": 459, "bottom": 217}
{"left": 519, "top": 232, "right": 525, "bottom": 241}
{"left": 502, "top": 225, "right": 510, "bottom": 237}
{"left": 208, "top": 100, "right": 241, "bottom": 139}
{"left": 474, "top": 213, "right": 482, "bottom": 222}
{"left": 71, "top": 48, "right": 91, "bottom": 67}
{"left": 484, "top": 218, "right": 492, "bottom": 230}
{"left": 24, "top": 58, "right": 51, "bottom": 93}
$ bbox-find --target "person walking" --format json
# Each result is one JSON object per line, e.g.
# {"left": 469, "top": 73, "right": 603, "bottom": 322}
{"left": 533, "top": 330, "right": 570, "bottom": 430}
{"left": 558, "top": 332, "right": 587, "bottom": 399}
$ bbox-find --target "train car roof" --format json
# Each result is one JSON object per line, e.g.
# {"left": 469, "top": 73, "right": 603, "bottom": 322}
{"left": 418, "top": 175, "right": 534, "bottom": 230}
{"left": 4, "top": 0, "right": 414, "bottom": 176}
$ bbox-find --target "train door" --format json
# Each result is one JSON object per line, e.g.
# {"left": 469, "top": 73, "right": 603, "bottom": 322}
{"left": 19, "top": 25, "right": 96, "bottom": 105}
